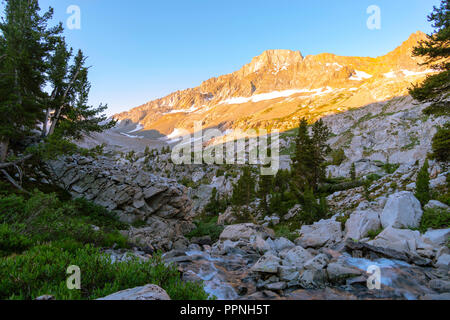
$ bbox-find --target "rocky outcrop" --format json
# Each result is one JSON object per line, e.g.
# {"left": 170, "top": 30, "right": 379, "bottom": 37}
{"left": 46, "top": 155, "right": 194, "bottom": 251}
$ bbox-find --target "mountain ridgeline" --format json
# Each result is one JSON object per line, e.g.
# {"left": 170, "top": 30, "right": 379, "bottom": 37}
{"left": 114, "top": 31, "right": 433, "bottom": 136}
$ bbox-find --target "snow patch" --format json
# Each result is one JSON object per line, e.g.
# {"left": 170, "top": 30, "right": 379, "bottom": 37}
{"left": 219, "top": 87, "right": 335, "bottom": 105}
{"left": 350, "top": 70, "right": 373, "bottom": 81}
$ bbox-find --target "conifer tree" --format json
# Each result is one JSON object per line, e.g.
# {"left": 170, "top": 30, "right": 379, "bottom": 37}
{"left": 350, "top": 163, "right": 356, "bottom": 181}
{"left": 415, "top": 159, "right": 431, "bottom": 206}
{"left": 231, "top": 166, "right": 256, "bottom": 206}
{"left": 311, "top": 118, "right": 331, "bottom": 188}
{"left": 409, "top": 0, "right": 450, "bottom": 108}
{"left": 292, "top": 118, "right": 314, "bottom": 192}
{"left": 0, "top": 0, "right": 62, "bottom": 161}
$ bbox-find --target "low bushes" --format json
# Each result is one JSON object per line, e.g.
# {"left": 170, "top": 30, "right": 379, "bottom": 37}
{"left": 0, "top": 243, "right": 209, "bottom": 300}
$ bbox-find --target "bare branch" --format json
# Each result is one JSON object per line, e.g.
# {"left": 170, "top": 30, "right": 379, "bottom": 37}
{"left": 0, "top": 154, "right": 33, "bottom": 169}
{"left": 47, "top": 66, "right": 83, "bottom": 136}
{"left": 1, "top": 169, "right": 29, "bottom": 194}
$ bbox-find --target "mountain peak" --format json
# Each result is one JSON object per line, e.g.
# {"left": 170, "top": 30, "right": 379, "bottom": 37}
{"left": 240, "top": 49, "right": 303, "bottom": 75}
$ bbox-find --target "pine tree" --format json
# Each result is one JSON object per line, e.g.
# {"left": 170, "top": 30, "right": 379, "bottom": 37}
{"left": 431, "top": 123, "right": 450, "bottom": 162}
{"left": 292, "top": 118, "right": 315, "bottom": 192}
{"left": 311, "top": 118, "right": 331, "bottom": 188}
{"left": 231, "top": 166, "right": 256, "bottom": 206}
{"left": 350, "top": 163, "right": 356, "bottom": 181}
{"left": 0, "top": 0, "right": 63, "bottom": 161}
{"left": 409, "top": 0, "right": 450, "bottom": 108}
{"left": 415, "top": 159, "right": 431, "bottom": 206}
{"left": 258, "top": 173, "right": 273, "bottom": 215}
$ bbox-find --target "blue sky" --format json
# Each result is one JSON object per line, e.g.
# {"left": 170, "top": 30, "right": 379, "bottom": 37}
{"left": 33, "top": 0, "right": 441, "bottom": 116}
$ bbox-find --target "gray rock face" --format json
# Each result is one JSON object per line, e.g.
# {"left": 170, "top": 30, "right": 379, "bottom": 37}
{"left": 251, "top": 252, "right": 281, "bottom": 273}
{"left": 97, "top": 284, "right": 171, "bottom": 300}
{"left": 422, "top": 229, "right": 450, "bottom": 247}
{"left": 297, "top": 219, "right": 343, "bottom": 248}
{"left": 369, "top": 227, "right": 429, "bottom": 255}
{"left": 435, "top": 254, "right": 450, "bottom": 269}
{"left": 46, "top": 155, "right": 193, "bottom": 251}
{"left": 326, "top": 262, "right": 362, "bottom": 283}
{"left": 345, "top": 209, "right": 381, "bottom": 241}
{"left": 279, "top": 246, "right": 314, "bottom": 267}
{"left": 219, "top": 223, "right": 274, "bottom": 242}
{"left": 380, "top": 191, "right": 423, "bottom": 229}
{"left": 424, "top": 200, "right": 449, "bottom": 211}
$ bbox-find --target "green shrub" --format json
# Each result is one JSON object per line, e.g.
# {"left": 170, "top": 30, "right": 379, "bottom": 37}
{"left": 419, "top": 208, "right": 450, "bottom": 233}
{"left": 0, "top": 224, "right": 32, "bottom": 257}
{"left": 0, "top": 243, "right": 209, "bottom": 300}
{"left": 415, "top": 160, "right": 431, "bottom": 206}
{"left": 186, "top": 216, "right": 224, "bottom": 242}
{"left": 0, "top": 192, "right": 129, "bottom": 250}
{"left": 273, "top": 224, "right": 298, "bottom": 242}
{"left": 367, "top": 228, "right": 383, "bottom": 240}
{"left": 330, "top": 148, "right": 346, "bottom": 166}
{"left": 431, "top": 123, "right": 450, "bottom": 162}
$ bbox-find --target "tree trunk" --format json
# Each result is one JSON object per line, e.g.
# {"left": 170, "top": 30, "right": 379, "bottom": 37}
{"left": 0, "top": 137, "right": 9, "bottom": 162}
{"left": 41, "top": 108, "right": 50, "bottom": 137}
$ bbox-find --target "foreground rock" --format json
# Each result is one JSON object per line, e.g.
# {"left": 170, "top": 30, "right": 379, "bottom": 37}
{"left": 97, "top": 284, "right": 171, "bottom": 300}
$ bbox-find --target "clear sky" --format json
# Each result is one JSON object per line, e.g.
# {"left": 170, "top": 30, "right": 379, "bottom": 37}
{"left": 33, "top": 0, "right": 441, "bottom": 116}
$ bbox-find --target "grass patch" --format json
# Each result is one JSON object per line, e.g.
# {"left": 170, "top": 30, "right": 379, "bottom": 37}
{"left": 186, "top": 215, "right": 224, "bottom": 242}
{"left": 419, "top": 208, "right": 450, "bottom": 233}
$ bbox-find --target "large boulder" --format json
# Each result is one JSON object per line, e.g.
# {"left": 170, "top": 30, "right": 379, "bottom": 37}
{"left": 219, "top": 223, "right": 274, "bottom": 242}
{"left": 279, "top": 246, "right": 314, "bottom": 267}
{"left": 326, "top": 262, "right": 362, "bottom": 283}
{"left": 296, "top": 219, "right": 343, "bottom": 248}
{"left": 97, "top": 284, "right": 171, "bottom": 300}
{"left": 422, "top": 229, "right": 450, "bottom": 247}
{"left": 345, "top": 209, "right": 381, "bottom": 240}
{"left": 251, "top": 252, "right": 281, "bottom": 273}
{"left": 369, "top": 227, "right": 431, "bottom": 255}
{"left": 380, "top": 191, "right": 423, "bottom": 229}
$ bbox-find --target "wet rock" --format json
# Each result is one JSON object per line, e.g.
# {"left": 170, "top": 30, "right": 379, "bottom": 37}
{"left": 380, "top": 191, "right": 423, "bottom": 229}
{"left": 428, "top": 279, "right": 450, "bottom": 293}
{"left": 97, "top": 284, "right": 171, "bottom": 300}
{"left": 326, "top": 262, "right": 362, "bottom": 284}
